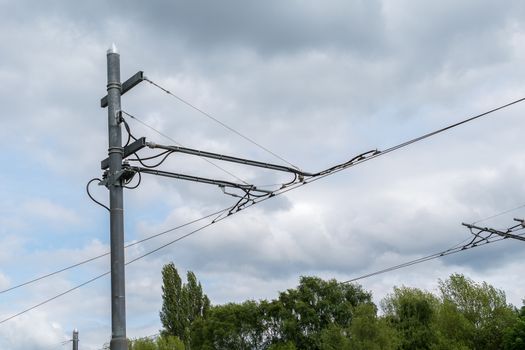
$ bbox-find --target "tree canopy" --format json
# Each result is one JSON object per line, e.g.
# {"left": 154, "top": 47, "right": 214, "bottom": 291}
{"left": 156, "top": 264, "right": 522, "bottom": 350}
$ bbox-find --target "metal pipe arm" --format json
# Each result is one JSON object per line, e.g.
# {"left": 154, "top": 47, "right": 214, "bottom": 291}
{"left": 147, "top": 142, "right": 313, "bottom": 176}
{"left": 129, "top": 166, "right": 273, "bottom": 194}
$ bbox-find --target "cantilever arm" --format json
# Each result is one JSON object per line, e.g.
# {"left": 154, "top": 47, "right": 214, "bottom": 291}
{"left": 146, "top": 142, "right": 313, "bottom": 176}
{"left": 462, "top": 222, "right": 525, "bottom": 242}
{"left": 128, "top": 165, "right": 273, "bottom": 194}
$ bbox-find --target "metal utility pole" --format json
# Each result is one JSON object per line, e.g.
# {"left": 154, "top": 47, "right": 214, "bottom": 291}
{"left": 100, "top": 44, "right": 145, "bottom": 350}
{"left": 106, "top": 43, "right": 127, "bottom": 350}
{"left": 72, "top": 329, "right": 79, "bottom": 350}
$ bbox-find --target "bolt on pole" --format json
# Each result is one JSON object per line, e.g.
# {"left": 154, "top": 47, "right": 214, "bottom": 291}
{"left": 106, "top": 43, "right": 127, "bottom": 350}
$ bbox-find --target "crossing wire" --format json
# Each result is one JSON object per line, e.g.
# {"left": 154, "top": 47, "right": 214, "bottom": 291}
{"left": 1, "top": 93, "right": 524, "bottom": 324}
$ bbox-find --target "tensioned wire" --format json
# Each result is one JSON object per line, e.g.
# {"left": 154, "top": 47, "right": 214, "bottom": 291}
{"left": 1, "top": 93, "right": 524, "bottom": 324}
{"left": 143, "top": 77, "right": 301, "bottom": 171}
{"left": 342, "top": 225, "right": 525, "bottom": 284}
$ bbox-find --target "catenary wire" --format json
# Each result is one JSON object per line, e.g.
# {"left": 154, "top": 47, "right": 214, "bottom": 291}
{"left": 3, "top": 211, "right": 522, "bottom": 325}
{"left": 0, "top": 271, "right": 111, "bottom": 325}
{"left": 11, "top": 95, "right": 525, "bottom": 293}
{"left": 0, "top": 207, "right": 230, "bottom": 295}
{"left": 9, "top": 94, "right": 525, "bottom": 294}
{"left": 2, "top": 95, "right": 524, "bottom": 322}
{"left": 143, "top": 77, "right": 301, "bottom": 171}
{"left": 121, "top": 110, "right": 249, "bottom": 185}
{"left": 342, "top": 228, "right": 525, "bottom": 284}
{"left": 0, "top": 214, "right": 224, "bottom": 325}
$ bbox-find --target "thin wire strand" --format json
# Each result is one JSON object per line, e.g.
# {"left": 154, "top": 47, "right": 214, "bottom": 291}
{"left": 0, "top": 207, "right": 230, "bottom": 295}
{"left": 0, "top": 271, "right": 110, "bottom": 325}
{"left": 0, "top": 214, "right": 226, "bottom": 325}
{"left": 472, "top": 204, "right": 525, "bottom": 224}
{"left": 342, "top": 229, "right": 525, "bottom": 284}
{"left": 121, "top": 110, "right": 249, "bottom": 185}
{"left": 143, "top": 77, "right": 301, "bottom": 170}
{"left": 2, "top": 95, "right": 524, "bottom": 321}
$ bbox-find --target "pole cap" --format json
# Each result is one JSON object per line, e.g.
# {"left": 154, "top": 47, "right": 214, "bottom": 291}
{"left": 107, "top": 43, "right": 119, "bottom": 54}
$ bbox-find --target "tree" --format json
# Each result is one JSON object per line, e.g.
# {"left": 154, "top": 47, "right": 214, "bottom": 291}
{"left": 272, "top": 276, "right": 371, "bottom": 349}
{"left": 502, "top": 301, "right": 525, "bottom": 350}
{"left": 381, "top": 286, "right": 438, "bottom": 350}
{"left": 160, "top": 263, "right": 185, "bottom": 339}
{"left": 191, "top": 300, "right": 267, "bottom": 350}
{"left": 438, "top": 274, "right": 517, "bottom": 350}
{"left": 160, "top": 263, "right": 210, "bottom": 347}
{"left": 348, "top": 303, "right": 398, "bottom": 350}
{"left": 128, "top": 335, "right": 185, "bottom": 350}
{"left": 190, "top": 276, "right": 371, "bottom": 350}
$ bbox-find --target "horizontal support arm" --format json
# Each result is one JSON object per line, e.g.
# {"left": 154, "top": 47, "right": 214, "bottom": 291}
{"left": 147, "top": 142, "right": 313, "bottom": 176}
{"left": 462, "top": 223, "right": 525, "bottom": 242}
{"left": 128, "top": 166, "right": 273, "bottom": 194}
{"left": 101, "top": 137, "right": 147, "bottom": 170}
{"left": 101, "top": 71, "right": 144, "bottom": 108}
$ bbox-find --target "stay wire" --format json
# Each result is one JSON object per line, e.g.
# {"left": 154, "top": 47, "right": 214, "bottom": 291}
{"left": 2, "top": 94, "right": 524, "bottom": 322}
{"left": 121, "top": 110, "right": 249, "bottom": 185}
{"left": 143, "top": 77, "right": 301, "bottom": 171}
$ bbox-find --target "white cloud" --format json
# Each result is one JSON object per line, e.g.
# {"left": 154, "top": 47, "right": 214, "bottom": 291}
{"left": 1, "top": 1, "right": 525, "bottom": 348}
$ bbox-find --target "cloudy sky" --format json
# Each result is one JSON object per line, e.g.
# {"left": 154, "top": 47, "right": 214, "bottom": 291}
{"left": 1, "top": 0, "right": 525, "bottom": 349}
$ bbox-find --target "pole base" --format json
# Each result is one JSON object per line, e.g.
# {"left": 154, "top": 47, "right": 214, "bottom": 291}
{"left": 110, "top": 337, "right": 128, "bottom": 350}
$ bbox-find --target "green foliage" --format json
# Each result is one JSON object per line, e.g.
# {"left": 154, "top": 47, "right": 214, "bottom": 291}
{"left": 503, "top": 301, "right": 525, "bottom": 350}
{"left": 438, "top": 274, "right": 516, "bottom": 350}
{"left": 191, "top": 300, "right": 267, "bottom": 350}
{"left": 129, "top": 335, "right": 185, "bottom": 350}
{"left": 267, "top": 342, "right": 296, "bottom": 350}
{"left": 190, "top": 276, "right": 371, "bottom": 350}
{"left": 275, "top": 276, "right": 371, "bottom": 349}
{"left": 157, "top": 335, "right": 186, "bottom": 350}
{"left": 348, "top": 303, "right": 399, "bottom": 350}
{"left": 156, "top": 270, "right": 521, "bottom": 350}
{"left": 432, "top": 299, "right": 473, "bottom": 350}
{"left": 159, "top": 263, "right": 210, "bottom": 347}
{"left": 381, "top": 286, "right": 438, "bottom": 350}
{"left": 129, "top": 337, "right": 156, "bottom": 350}
{"left": 319, "top": 324, "right": 351, "bottom": 350}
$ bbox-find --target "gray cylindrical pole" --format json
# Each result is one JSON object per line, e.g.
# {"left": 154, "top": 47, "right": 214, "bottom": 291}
{"left": 72, "top": 329, "right": 79, "bottom": 350}
{"left": 106, "top": 43, "right": 127, "bottom": 350}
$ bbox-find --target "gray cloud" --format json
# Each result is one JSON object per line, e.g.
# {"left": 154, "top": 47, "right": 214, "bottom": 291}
{"left": 2, "top": 1, "right": 525, "bottom": 348}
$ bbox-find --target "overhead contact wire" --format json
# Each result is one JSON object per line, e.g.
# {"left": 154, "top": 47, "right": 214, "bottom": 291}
{"left": 0, "top": 207, "right": 230, "bottom": 295}
{"left": 2, "top": 94, "right": 524, "bottom": 322}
